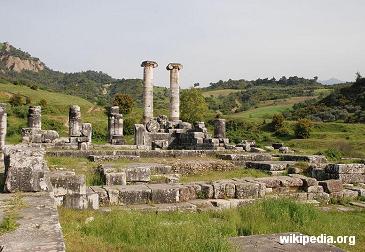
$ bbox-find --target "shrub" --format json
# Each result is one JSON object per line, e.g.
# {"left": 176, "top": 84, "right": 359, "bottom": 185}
{"left": 30, "top": 85, "right": 38, "bottom": 90}
{"left": 9, "top": 93, "right": 25, "bottom": 107}
{"left": 294, "top": 119, "right": 312, "bottom": 139}
{"left": 39, "top": 99, "right": 48, "bottom": 108}
{"left": 112, "top": 93, "right": 134, "bottom": 115}
{"left": 271, "top": 114, "right": 285, "bottom": 131}
{"left": 274, "top": 126, "right": 291, "bottom": 137}
{"left": 323, "top": 148, "right": 343, "bottom": 161}
{"left": 124, "top": 117, "right": 138, "bottom": 135}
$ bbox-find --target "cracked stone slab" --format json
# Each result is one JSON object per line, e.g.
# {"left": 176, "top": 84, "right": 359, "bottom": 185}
{"left": 0, "top": 192, "right": 65, "bottom": 252}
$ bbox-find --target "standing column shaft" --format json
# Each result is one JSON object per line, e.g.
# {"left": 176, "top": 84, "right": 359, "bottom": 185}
{"left": 28, "top": 106, "right": 42, "bottom": 130}
{"left": 69, "top": 105, "right": 81, "bottom": 136}
{"left": 0, "top": 104, "right": 7, "bottom": 157}
{"left": 167, "top": 63, "right": 183, "bottom": 121}
{"left": 141, "top": 61, "right": 158, "bottom": 124}
{"left": 213, "top": 118, "right": 226, "bottom": 138}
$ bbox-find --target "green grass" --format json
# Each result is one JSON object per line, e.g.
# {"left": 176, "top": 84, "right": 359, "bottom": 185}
{"left": 47, "top": 157, "right": 104, "bottom": 186}
{"left": 0, "top": 81, "right": 109, "bottom": 142}
{"left": 283, "top": 122, "right": 365, "bottom": 157}
{"left": 227, "top": 96, "right": 315, "bottom": 121}
{"left": 202, "top": 89, "right": 242, "bottom": 98}
{"left": 181, "top": 168, "right": 268, "bottom": 183}
{"left": 59, "top": 198, "right": 365, "bottom": 252}
{"left": 0, "top": 194, "right": 25, "bottom": 235}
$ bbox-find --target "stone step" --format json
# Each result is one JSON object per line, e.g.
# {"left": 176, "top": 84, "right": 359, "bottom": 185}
{"left": 218, "top": 153, "right": 272, "bottom": 162}
{"left": 275, "top": 154, "right": 327, "bottom": 164}
{"left": 98, "top": 163, "right": 174, "bottom": 185}
{"left": 245, "top": 161, "right": 296, "bottom": 171}
{"left": 88, "top": 154, "right": 140, "bottom": 162}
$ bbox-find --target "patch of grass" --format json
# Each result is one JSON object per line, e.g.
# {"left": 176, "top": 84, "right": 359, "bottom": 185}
{"left": 59, "top": 198, "right": 365, "bottom": 252}
{"left": 180, "top": 168, "right": 268, "bottom": 183}
{"left": 0, "top": 215, "right": 18, "bottom": 235}
{"left": 0, "top": 194, "right": 25, "bottom": 235}
{"left": 46, "top": 157, "right": 100, "bottom": 186}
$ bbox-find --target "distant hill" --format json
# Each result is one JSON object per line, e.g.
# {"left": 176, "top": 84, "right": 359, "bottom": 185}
{"left": 0, "top": 42, "right": 168, "bottom": 107}
{"left": 286, "top": 76, "right": 364, "bottom": 122}
{"left": 318, "top": 78, "right": 345, "bottom": 85}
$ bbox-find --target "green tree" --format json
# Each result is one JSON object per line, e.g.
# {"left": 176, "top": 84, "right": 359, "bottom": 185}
{"left": 180, "top": 88, "right": 209, "bottom": 123}
{"left": 294, "top": 119, "right": 313, "bottom": 139}
{"left": 112, "top": 93, "right": 134, "bottom": 115}
{"left": 271, "top": 114, "right": 285, "bottom": 131}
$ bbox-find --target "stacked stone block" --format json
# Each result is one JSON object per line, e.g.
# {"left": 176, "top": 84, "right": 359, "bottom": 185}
{"left": 49, "top": 171, "right": 99, "bottom": 209}
{"left": 21, "top": 106, "right": 59, "bottom": 144}
{"left": 108, "top": 106, "right": 124, "bottom": 145}
{"left": 68, "top": 105, "right": 92, "bottom": 149}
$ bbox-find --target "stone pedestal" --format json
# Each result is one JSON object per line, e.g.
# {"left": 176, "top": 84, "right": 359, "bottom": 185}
{"left": 141, "top": 61, "right": 158, "bottom": 124}
{"left": 166, "top": 63, "right": 183, "bottom": 121}
{"left": 214, "top": 119, "right": 226, "bottom": 138}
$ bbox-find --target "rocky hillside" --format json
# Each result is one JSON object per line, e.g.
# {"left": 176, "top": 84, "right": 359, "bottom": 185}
{"left": 0, "top": 42, "right": 164, "bottom": 106}
{"left": 0, "top": 42, "right": 45, "bottom": 73}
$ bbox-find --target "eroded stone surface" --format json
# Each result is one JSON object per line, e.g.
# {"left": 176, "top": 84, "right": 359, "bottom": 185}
{"left": 0, "top": 193, "right": 65, "bottom": 252}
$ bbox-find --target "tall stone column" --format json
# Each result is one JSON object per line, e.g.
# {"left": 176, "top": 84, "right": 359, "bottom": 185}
{"left": 141, "top": 61, "right": 158, "bottom": 124}
{"left": 28, "top": 106, "right": 42, "bottom": 130}
{"left": 0, "top": 103, "right": 7, "bottom": 160}
{"left": 69, "top": 105, "right": 81, "bottom": 137}
{"left": 213, "top": 118, "right": 226, "bottom": 138}
{"left": 166, "top": 63, "right": 183, "bottom": 121}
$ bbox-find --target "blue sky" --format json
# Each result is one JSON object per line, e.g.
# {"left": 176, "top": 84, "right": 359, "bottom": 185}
{"left": 1, "top": 0, "right": 365, "bottom": 87}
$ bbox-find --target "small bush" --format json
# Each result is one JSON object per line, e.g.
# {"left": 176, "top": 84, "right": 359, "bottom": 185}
{"left": 9, "top": 93, "right": 25, "bottom": 107}
{"left": 271, "top": 114, "right": 285, "bottom": 131}
{"left": 39, "top": 99, "right": 48, "bottom": 108}
{"left": 124, "top": 117, "right": 138, "bottom": 135}
{"left": 323, "top": 148, "right": 343, "bottom": 161}
{"left": 274, "top": 126, "right": 291, "bottom": 137}
{"left": 294, "top": 119, "right": 312, "bottom": 139}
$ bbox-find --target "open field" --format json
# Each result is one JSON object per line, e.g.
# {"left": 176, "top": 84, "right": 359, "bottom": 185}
{"left": 227, "top": 96, "right": 316, "bottom": 121}
{"left": 59, "top": 198, "right": 365, "bottom": 252}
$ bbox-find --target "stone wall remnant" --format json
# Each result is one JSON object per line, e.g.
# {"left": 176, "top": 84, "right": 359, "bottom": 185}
{"left": 69, "top": 105, "right": 81, "bottom": 137}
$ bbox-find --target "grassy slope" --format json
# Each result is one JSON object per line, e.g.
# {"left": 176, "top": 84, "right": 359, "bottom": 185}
{"left": 202, "top": 89, "right": 242, "bottom": 98}
{"left": 59, "top": 199, "right": 365, "bottom": 252}
{"left": 227, "top": 96, "right": 316, "bottom": 121}
{"left": 0, "top": 82, "right": 108, "bottom": 143}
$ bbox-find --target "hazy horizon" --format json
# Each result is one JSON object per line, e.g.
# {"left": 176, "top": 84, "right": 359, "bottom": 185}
{"left": 1, "top": 0, "right": 365, "bottom": 87}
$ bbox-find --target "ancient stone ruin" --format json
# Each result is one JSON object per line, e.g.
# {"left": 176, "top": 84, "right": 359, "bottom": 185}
{"left": 1, "top": 62, "right": 365, "bottom": 251}
{"left": 21, "top": 106, "right": 59, "bottom": 144}
{"left": 135, "top": 61, "right": 231, "bottom": 150}
{"left": 108, "top": 106, "right": 124, "bottom": 145}
{"left": 0, "top": 103, "right": 7, "bottom": 160}
{"left": 69, "top": 105, "right": 92, "bottom": 150}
